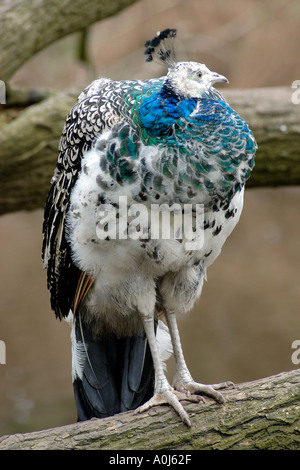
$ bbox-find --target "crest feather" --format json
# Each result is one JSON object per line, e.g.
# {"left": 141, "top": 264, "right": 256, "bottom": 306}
{"left": 144, "top": 28, "right": 177, "bottom": 68}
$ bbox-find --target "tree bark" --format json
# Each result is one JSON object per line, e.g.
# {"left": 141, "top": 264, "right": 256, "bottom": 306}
{"left": 0, "top": 369, "right": 299, "bottom": 450}
{"left": 0, "top": 90, "right": 77, "bottom": 215}
{"left": 225, "top": 86, "right": 300, "bottom": 188}
{"left": 0, "top": 0, "right": 139, "bottom": 82}
{"left": 0, "top": 86, "right": 299, "bottom": 216}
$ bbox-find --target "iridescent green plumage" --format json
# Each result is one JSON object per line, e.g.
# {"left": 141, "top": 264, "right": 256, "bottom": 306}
{"left": 93, "top": 76, "right": 256, "bottom": 207}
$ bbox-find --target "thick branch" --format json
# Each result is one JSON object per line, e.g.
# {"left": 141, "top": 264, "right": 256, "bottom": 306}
{"left": 0, "top": 369, "right": 299, "bottom": 450}
{"left": 224, "top": 87, "right": 300, "bottom": 188}
{"left": 0, "top": 86, "right": 299, "bottom": 216}
{"left": 0, "top": 0, "right": 139, "bottom": 81}
{"left": 0, "top": 90, "right": 77, "bottom": 215}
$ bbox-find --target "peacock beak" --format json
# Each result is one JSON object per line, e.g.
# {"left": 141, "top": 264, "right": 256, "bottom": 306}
{"left": 209, "top": 72, "right": 229, "bottom": 85}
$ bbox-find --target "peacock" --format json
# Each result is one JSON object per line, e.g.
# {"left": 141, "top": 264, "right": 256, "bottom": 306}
{"left": 42, "top": 28, "right": 257, "bottom": 426}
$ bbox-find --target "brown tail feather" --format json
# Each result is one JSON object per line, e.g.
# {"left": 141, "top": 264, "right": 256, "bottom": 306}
{"left": 73, "top": 271, "right": 95, "bottom": 314}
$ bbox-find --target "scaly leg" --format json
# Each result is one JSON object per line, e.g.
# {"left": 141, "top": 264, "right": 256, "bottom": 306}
{"left": 166, "top": 311, "right": 233, "bottom": 403}
{"left": 135, "top": 315, "right": 201, "bottom": 427}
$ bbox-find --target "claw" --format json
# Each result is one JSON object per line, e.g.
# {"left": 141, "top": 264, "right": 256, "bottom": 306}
{"left": 174, "top": 390, "right": 205, "bottom": 404}
{"left": 173, "top": 379, "right": 234, "bottom": 404}
{"left": 136, "top": 390, "right": 192, "bottom": 427}
{"left": 135, "top": 380, "right": 232, "bottom": 426}
{"left": 210, "top": 380, "right": 235, "bottom": 390}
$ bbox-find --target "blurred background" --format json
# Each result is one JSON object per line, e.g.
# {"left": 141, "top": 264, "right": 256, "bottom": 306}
{"left": 0, "top": 0, "right": 300, "bottom": 436}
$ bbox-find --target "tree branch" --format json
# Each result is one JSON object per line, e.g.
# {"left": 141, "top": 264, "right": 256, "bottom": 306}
{"left": 0, "top": 0, "right": 139, "bottom": 81}
{"left": 0, "top": 89, "right": 77, "bottom": 215}
{"left": 0, "top": 369, "right": 299, "bottom": 450}
{"left": 0, "top": 86, "right": 299, "bottom": 216}
{"left": 225, "top": 86, "right": 300, "bottom": 188}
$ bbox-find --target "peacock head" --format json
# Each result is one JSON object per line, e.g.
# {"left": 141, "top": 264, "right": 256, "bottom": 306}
{"left": 166, "top": 61, "right": 228, "bottom": 98}
{"left": 144, "top": 29, "right": 228, "bottom": 98}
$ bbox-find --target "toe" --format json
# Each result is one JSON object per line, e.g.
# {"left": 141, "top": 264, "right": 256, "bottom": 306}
{"left": 210, "top": 381, "right": 235, "bottom": 390}
{"left": 135, "top": 391, "right": 192, "bottom": 427}
{"left": 174, "top": 381, "right": 227, "bottom": 404}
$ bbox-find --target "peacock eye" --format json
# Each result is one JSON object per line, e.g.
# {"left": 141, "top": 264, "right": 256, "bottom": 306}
{"left": 197, "top": 71, "right": 202, "bottom": 78}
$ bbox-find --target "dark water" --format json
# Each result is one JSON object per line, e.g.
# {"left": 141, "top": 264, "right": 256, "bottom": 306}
{"left": 0, "top": 187, "right": 299, "bottom": 436}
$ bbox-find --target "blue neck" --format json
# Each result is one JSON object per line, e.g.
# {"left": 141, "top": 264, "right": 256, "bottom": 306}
{"left": 139, "top": 83, "right": 197, "bottom": 136}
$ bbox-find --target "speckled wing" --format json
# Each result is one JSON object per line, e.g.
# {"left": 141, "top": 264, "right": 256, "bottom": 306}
{"left": 42, "top": 79, "right": 121, "bottom": 319}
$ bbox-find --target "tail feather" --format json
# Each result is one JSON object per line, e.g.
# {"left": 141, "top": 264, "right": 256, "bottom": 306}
{"left": 70, "top": 313, "right": 155, "bottom": 421}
